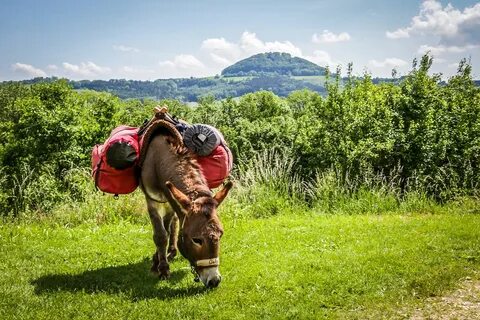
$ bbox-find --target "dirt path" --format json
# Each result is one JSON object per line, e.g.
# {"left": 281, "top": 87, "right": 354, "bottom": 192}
{"left": 407, "top": 275, "right": 480, "bottom": 320}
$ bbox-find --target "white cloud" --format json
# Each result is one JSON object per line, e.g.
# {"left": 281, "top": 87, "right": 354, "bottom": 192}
{"left": 240, "top": 31, "right": 302, "bottom": 56}
{"left": 386, "top": 0, "right": 480, "bottom": 46}
{"left": 312, "top": 30, "right": 351, "bottom": 43}
{"left": 159, "top": 54, "right": 205, "bottom": 69}
{"left": 62, "top": 61, "right": 111, "bottom": 79}
{"left": 303, "top": 50, "right": 337, "bottom": 68}
{"left": 12, "top": 63, "right": 47, "bottom": 77}
{"left": 201, "top": 31, "right": 303, "bottom": 69}
{"left": 418, "top": 43, "right": 480, "bottom": 55}
{"left": 113, "top": 45, "right": 140, "bottom": 53}
{"left": 201, "top": 37, "right": 239, "bottom": 54}
{"left": 201, "top": 37, "right": 240, "bottom": 66}
{"left": 209, "top": 53, "right": 233, "bottom": 66}
{"left": 47, "top": 64, "right": 58, "bottom": 71}
{"left": 386, "top": 29, "right": 410, "bottom": 39}
{"left": 369, "top": 58, "right": 408, "bottom": 68}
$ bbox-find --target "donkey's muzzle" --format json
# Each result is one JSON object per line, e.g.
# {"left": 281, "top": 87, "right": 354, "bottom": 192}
{"left": 206, "top": 275, "right": 221, "bottom": 289}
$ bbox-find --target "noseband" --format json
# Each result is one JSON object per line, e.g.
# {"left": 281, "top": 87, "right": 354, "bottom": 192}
{"left": 195, "top": 257, "right": 220, "bottom": 267}
{"left": 190, "top": 257, "right": 220, "bottom": 282}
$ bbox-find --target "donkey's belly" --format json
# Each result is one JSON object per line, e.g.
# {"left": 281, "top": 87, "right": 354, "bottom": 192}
{"left": 141, "top": 183, "right": 169, "bottom": 203}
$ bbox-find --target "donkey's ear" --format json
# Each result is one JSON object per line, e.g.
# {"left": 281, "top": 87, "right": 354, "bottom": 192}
{"left": 214, "top": 181, "right": 233, "bottom": 207}
{"left": 165, "top": 181, "right": 190, "bottom": 209}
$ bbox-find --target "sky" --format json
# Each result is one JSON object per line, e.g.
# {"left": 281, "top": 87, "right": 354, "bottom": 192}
{"left": 1, "top": 0, "right": 479, "bottom": 81}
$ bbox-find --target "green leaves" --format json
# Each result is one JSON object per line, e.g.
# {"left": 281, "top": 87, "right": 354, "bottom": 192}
{"left": 0, "top": 54, "right": 479, "bottom": 216}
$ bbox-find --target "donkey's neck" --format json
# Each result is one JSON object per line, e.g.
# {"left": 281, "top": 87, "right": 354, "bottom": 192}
{"left": 173, "top": 153, "right": 211, "bottom": 199}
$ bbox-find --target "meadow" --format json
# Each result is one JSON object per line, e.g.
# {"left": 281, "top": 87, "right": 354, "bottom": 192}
{"left": 1, "top": 189, "right": 479, "bottom": 319}
{"left": 1, "top": 54, "right": 480, "bottom": 318}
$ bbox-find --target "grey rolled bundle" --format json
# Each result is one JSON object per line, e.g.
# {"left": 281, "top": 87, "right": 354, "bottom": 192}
{"left": 183, "top": 124, "right": 223, "bottom": 156}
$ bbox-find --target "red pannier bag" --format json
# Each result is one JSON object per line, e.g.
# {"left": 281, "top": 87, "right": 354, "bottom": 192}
{"left": 91, "top": 125, "right": 140, "bottom": 195}
{"left": 196, "top": 143, "right": 233, "bottom": 189}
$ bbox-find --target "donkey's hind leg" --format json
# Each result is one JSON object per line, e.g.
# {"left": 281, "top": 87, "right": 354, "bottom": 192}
{"left": 147, "top": 201, "right": 171, "bottom": 280}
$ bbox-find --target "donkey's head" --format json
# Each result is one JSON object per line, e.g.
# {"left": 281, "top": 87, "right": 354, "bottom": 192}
{"left": 166, "top": 181, "right": 233, "bottom": 288}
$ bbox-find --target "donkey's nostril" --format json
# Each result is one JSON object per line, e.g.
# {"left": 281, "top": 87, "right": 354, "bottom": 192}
{"left": 207, "top": 277, "right": 221, "bottom": 288}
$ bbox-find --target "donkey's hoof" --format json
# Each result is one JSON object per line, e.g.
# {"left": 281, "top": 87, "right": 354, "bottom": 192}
{"left": 150, "top": 266, "right": 159, "bottom": 276}
{"left": 167, "top": 248, "right": 177, "bottom": 262}
{"left": 159, "top": 269, "right": 171, "bottom": 280}
{"left": 158, "top": 263, "right": 170, "bottom": 280}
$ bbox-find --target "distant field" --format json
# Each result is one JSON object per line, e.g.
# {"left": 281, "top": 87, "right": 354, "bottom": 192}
{"left": 1, "top": 210, "right": 479, "bottom": 319}
{"left": 293, "top": 75, "right": 327, "bottom": 85}
{"left": 221, "top": 76, "right": 254, "bottom": 82}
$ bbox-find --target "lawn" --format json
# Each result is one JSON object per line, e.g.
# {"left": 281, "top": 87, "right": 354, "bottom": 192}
{"left": 1, "top": 211, "right": 479, "bottom": 319}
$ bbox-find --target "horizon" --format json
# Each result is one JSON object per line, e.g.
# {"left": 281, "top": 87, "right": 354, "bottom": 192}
{"left": 1, "top": 0, "right": 479, "bottom": 81}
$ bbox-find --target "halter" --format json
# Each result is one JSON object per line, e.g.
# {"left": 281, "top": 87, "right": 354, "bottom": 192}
{"left": 195, "top": 257, "right": 220, "bottom": 267}
{"left": 179, "top": 213, "right": 220, "bottom": 281}
{"left": 190, "top": 258, "right": 220, "bottom": 282}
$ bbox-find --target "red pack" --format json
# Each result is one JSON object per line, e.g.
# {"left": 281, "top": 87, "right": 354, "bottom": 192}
{"left": 91, "top": 126, "right": 140, "bottom": 195}
{"left": 196, "top": 143, "right": 233, "bottom": 189}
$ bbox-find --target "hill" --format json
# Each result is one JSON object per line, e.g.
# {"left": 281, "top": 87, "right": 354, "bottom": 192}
{"left": 17, "top": 74, "right": 327, "bottom": 101}
{"left": 221, "top": 52, "right": 326, "bottom": 77}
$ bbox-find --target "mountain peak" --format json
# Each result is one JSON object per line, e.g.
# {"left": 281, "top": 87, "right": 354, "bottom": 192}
{"left": 221, "top": 52, "right": 326, "bottom": 77}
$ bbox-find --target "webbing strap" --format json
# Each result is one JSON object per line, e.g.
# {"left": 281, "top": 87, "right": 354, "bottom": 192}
{"left": 195, "top": 257, "right": 220, "bottom": 267}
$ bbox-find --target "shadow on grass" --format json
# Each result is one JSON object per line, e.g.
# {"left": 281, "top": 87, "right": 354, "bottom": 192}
{"left": 31, "top": 258, "right": 207, "bottom": 301}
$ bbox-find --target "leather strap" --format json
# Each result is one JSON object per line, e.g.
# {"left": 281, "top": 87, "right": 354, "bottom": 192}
{"left": 195, "top": 257, "right": 219, "bottom": 267}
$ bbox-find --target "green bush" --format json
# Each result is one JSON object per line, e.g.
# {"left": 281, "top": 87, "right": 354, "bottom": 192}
{"left": 0, "top": 54, "right": 479, "bottom": 218}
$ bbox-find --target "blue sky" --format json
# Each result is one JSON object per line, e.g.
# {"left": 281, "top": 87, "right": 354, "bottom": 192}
{"left": 1, "top": 0, "right": 479, "bottom": 80}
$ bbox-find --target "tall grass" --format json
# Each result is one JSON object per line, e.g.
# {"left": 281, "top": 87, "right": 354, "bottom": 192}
{"left": 6, "top": 149, "right": 479, "bottom": 224}
{"left": 227, "top": 149, "right": 307, "bottom": 219}
{"left": 3, "top": 166, "right": 147, "bottom": 226}
{"left": 229, "top": 150, "right": 478, "bottom": 218}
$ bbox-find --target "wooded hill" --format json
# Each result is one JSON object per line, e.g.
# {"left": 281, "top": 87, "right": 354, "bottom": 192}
{"left": 14, "top": 52, "right": 329, "bottom": 101}
{"left": 8, "top": 53, "right": 480, "bottom": 102}
{"left": 221, "top": 52, "right": 326, "bottom": 76}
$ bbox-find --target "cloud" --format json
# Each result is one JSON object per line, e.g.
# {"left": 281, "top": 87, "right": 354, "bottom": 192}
{"left": 312, "top": 30, "right": 351, "bottom": 43}
{"left": 113, "top": 45, "right": 140, "bottom": 53}
{"left": 386, "top": 29, "right": 410, "bottom": 39}
{"left": 240, "top": 31, "right": 302, "bottom": 56}
{"left": 201, "top": 37, "right": 239, "bottom": 55}
{"left": 369, "top": 58, "right": 408, "bottom": 68}
{"left": 418, "top": 43, "right": 480, "bottom": 55}
{"left": 12, "top": 63, "right": 47, "bottom": 77}
{"left": 159, "top": 54, "right": 205, "bottom": 69}
{"left": 303, "top": 50, "right": 337, "bottom": 68}
{"left": 201, "top": 37, "right": 240, "bottom": 66}
{"left": 386, "top": 0, "right": 480, "bottom": 46}
{"left": 209, "top": 53, "right": 233, "bottom": 66}
{"left": 201, "top": 31, "right": 303, "bottom": 69}
{"left": 62, "top": 61, "right": 111, "bottom": 79}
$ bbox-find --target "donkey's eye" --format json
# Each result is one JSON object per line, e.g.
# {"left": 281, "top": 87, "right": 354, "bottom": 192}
{"left": 192, "top": 238, "right": 203, "bottom": 246}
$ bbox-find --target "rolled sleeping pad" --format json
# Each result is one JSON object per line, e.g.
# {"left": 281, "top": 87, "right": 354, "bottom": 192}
{"left": 183, "top": 124, "right": 224, "bottom": 156}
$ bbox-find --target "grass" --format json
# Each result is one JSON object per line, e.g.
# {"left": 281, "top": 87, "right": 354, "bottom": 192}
{"left": 1, "top": 207, "right": 479, "bottom": 319}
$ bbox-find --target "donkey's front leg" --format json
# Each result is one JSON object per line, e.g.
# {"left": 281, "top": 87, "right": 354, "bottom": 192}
{"left": 166, "top": 213, "right": 179, "bottom": 262}
{"left": 147, "top": 202, "right": 170, "bottom": 280}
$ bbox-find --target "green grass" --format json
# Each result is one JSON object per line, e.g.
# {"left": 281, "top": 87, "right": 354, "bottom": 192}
{"left": 1, "top": 208, "right": 479, "bottom": 319}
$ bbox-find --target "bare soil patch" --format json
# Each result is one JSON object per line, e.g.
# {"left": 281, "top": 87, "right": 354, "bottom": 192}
{"left": 407, "top": 274, "right": 480, "bottom": 320}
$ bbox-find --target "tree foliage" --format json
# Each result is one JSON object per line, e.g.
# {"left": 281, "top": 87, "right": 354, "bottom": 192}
{"left": 221, "top": 52, "right": 326, "bottom": 77}
{"left": 0, "top": 54, "right": 479, "bottom": 216}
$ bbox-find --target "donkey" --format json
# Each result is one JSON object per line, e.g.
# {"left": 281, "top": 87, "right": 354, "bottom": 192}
{"left": 140, "top": 133, "right": 232, "bottom": 288}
